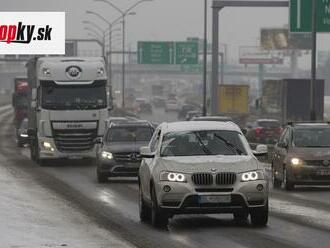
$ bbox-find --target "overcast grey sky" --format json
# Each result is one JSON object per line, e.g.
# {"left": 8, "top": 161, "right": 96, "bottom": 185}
{"left": 1, "top": 0, "right": 329, "bottom": 65}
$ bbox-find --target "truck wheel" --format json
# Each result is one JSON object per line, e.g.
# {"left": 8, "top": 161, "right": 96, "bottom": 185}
{"left": 282, "top": 168, "right": 294, "bottom": 191}
{"left": 97, "top": 170, "right": 108, "bottom": 183}
{"left": 38, "top": 159, "right": 49, "bottom": 167}
{"left": 139, "top": 184, "right": 151, "bottom": 222}
{"left": 151, "top": 186, "right": 168, "bottom": 228}
{"left": 250, "top": 201, "right": 268, "bottom": 227}
{"left": 272, "top": 166, "right": 281, "bottom": 188}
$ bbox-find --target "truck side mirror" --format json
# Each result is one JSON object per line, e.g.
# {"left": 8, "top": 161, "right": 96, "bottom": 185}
{"left": 31, "top": 88, "right": 37, "bottom": 100}
{"left": 31, "top": 101, "right": 37, "bottom": 109}
{"left": 27, "top": 128, "right": 36, "bottom": 138}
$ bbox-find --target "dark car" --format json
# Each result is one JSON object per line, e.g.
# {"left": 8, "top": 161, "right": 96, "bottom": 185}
{"left": 139, "top": 102, "right": 153, "bottom": 114}
{"left": 16, "top": 118, "right": 29, "bottom": 147}
{"left": 272, "top": 123, "right": 330, "bottom": 190}
{"left": 246, "top": 119, "right": 282, "bottom": 144}
{"left": 152, "top": 96, "right": 166, "bottom": 108}
{"left": 96, "top": 121, "right": 155, "bottom": 183}
{"left": 178, "top": 104, "right": 199, "bottom": 120}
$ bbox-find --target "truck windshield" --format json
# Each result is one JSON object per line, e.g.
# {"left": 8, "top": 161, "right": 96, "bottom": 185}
{"left": 41, "top": 80, "right": 107, "bottom": 110}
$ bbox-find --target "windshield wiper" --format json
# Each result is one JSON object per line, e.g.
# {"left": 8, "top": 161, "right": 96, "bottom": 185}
{"left": 213, "top": 134, "right": 245, "bottom": 155}
{"left": 194, "top": 132, "right": 213, "bottom": 155}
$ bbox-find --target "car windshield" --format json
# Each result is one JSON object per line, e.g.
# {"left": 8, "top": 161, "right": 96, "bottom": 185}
{"left": 106, "top": 126, "right": 154, "bottom": 142}
{"left": 293, "top": 128, "right": 330, "bottom": 147}
{"left": 258, "top": 121, "right": 280, "bottom": 128}
{"left": 161, "top": 130, "right": 247, "bottom": 157}
{"left": 41, "top": 80, "right": 107, "bottom": 110}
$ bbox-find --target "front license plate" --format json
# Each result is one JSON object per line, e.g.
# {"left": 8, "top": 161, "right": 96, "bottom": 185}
{"left": 199, "top": 195, "right": 231, "bottom": 204}
{"left": 316, "top": 170, "right": 330, "bottom": 176}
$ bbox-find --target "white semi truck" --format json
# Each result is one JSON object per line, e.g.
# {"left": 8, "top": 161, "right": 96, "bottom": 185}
{"left": 27, "top": 57, "right": 110, "bottom": 165}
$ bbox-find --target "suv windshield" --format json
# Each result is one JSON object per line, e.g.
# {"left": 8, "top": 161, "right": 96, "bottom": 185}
{"left": 161, "top": 130, "right": 247, "bottom": 157}
{"left": 106, "top": 126, "right": 154, "bottom": 142}
{"left": 293, "top": 128, "right": 330, "bottom": 147}
{"left": 41, "top": 80, "right": 107, "bottom": 110}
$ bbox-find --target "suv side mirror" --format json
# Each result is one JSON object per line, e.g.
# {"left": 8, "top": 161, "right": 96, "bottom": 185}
{"left": 253, "top": 144, "right": 268, "bottom": 157}
{"left": 278, "top": 141, "right": 288, "bottom": 149}
{"left": 140, "top": 146, "right": 155, "bottom": 158}
{"left": 94, "top": 137, "right": 103, "bottom": 144}
{"left": 241, "top": 128, "right": 247, "bottom": 135}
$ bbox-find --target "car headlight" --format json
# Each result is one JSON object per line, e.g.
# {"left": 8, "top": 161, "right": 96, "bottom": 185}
{"left": 291, "top": 158, "right": 304, "bottom": 166}
{"left": 160, "top": 171, "right": 187, "bottom": 183}
{"left": 20, "top": 133, "right": 28, "bottom": 138}
{"left": 101, "top": 151, "right": 113, "bottom": 160}
{"left": 241, "top": 171, "right": 263, "bottom": 182}
{"left": 42, "top": 141, "right": 54, "bottom": 152}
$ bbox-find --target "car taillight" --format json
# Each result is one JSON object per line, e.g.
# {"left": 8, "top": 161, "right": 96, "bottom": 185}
{"left": 255, "top": 127, "right": 263, "bottom": 135}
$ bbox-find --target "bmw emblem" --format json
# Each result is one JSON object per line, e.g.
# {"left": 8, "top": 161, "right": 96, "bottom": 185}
{"left": 323, "top": 160, "right": 330, "bottom": 166}
{"left": 211, "top": 168, "right": 217, "bottom": 173}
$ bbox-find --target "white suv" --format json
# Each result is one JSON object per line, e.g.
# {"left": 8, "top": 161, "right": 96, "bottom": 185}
{"left": 138, "top": 121, "right": 269, "bottom": 228}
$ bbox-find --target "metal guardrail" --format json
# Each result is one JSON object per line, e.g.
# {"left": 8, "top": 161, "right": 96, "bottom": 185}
{"left": 0, "top": 93, "right": 11, "bottom": 107}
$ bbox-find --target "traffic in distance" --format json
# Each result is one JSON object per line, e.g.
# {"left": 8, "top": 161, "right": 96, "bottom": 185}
{"left": 2, "top": 0, "right": 330, "bottom": 247}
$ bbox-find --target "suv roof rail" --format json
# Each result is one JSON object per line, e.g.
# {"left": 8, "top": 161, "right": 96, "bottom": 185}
{"left": 287, "top": 121, "right": 330, "bottom": 126}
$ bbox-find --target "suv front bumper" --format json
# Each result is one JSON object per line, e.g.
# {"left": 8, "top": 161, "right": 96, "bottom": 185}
{"left": 154, "top": 179, "right": 268, "bottom": 214}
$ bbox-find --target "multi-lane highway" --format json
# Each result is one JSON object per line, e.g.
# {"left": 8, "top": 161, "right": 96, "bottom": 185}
{"left": 1, "top": 107, "right": 330, "bottom": 248}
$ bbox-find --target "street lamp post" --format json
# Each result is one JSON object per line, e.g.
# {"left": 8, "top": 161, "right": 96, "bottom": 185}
{"left": 86, "top": 10, "right": 123, "bottom": 88}
{"left": 94, "top": 0, "right": 154, "bottom": 108}
{"left": 202, "top": 0, "right": 208, "bottom": 116}
{"left": 84, "top": 27, "right": 106, "bottom": 56}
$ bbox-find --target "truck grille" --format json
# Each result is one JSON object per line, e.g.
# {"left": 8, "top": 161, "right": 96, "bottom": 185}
{"left": 53, "top": 128, "right": 97, "bottom": 152}
{"left": 216, "top": 173, "right": 237, "bottom": 185}
{"left": 191, "top": 173, "right": 213, "bottom": 185}
{"left": 113, "top": 152, "right": 141, "bottom": 163}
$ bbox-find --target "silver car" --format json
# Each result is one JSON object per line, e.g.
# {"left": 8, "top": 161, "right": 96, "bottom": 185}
{"left": 138, "top": 121, "right": 269, "bottom": 228}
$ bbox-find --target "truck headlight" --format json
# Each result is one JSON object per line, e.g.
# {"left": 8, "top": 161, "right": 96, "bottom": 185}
{"left": 291, "top": 158, "right": 304, "bottom": 166}
{"left": 160, "top": 172, "right": 187, "bottom": 182}
{"left": 42, "top": 141, "right": 54, "bottom": 152}
{"left": 42, "top": 67, "right": 51, "bottom": 76}
{"left": 241, "top": 171, "right": 263, "bottom": 182}
{"left": 101, "top": 151, "right": 113, "bottom": 160}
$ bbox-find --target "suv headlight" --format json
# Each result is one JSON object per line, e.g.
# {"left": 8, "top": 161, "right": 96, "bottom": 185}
{"left": 160, "top": 171, "right": 187, "bottom": 183}
{"left": 291, "top": 158, "right": 304, "bottom": 166}
{"left": 241, "top": 171, "right": 264, "bottom": 182}
{"left": 101, "top": 151, "right": 113, "bottom": 160}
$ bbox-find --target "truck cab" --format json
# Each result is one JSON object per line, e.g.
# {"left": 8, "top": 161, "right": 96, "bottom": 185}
{"left": 27, "top": 57, "right": 110, "bottom": 165}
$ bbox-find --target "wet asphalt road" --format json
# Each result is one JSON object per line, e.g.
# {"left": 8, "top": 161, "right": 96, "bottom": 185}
{"left": 1, "top": 108, "right": 330, "bottom": 248}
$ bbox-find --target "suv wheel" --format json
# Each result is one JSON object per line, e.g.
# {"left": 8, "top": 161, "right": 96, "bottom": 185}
{"left": 250, "top": 201, "right": 268, "bottom": 227}
{"left": 97, "top": 170, "right": 108, "bottom": 183}
{"left": 233, "top": 211, "right": 248, "bottom": 223}
{"left": 282, "top": 168, "right": 294, "bottom": 191}
{"left": 139, "top": 184, "right": 151, "bottom": 222}
{"left": 151, "top": 186, "right": 168, "bottom": 228}
{"left": 272, "top": 166, "right": 281, "bottom": 188}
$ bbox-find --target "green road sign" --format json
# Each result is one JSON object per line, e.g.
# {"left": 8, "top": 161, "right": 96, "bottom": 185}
{"left": 138, "top": 41, "right": 199, "bottom": 65}
{"left": 175, "top": 42, "right": 199, "bottom": 65}
{"left": 290, "top": 0, "right": 330, "bottom": 32}
{"left": 180, "top": 64, "right": 202, "bottom": 73}
{"left": 138, "top": 41, "right": 174, "bottom": 64}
